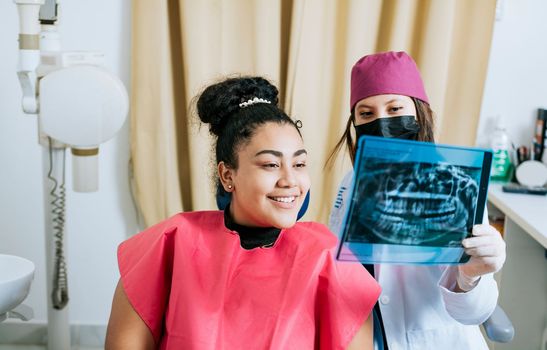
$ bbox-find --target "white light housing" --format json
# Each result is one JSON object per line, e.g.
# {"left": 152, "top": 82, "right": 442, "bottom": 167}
{"left": 39, "top": 65, "right": 129, "bottom": 192}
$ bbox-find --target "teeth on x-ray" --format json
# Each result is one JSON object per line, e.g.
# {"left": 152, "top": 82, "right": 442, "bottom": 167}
{"left": 353, "top": 161, "right": 479, "bottom": 245}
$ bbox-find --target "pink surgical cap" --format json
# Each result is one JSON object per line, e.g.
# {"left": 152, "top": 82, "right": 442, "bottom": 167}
{"left": 350, "top": 51, "right": 429, "bottom": 111}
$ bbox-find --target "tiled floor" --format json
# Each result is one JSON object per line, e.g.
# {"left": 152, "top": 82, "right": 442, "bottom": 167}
{"left": 0, "top": 321, "right": 105, "bottom": 349}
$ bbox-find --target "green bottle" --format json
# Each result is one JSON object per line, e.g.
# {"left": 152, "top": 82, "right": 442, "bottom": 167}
{"left": 490, "top": 119, "right": 513, "bottom": 182}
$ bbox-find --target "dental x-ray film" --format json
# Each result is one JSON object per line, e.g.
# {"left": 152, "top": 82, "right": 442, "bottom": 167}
{"left": 336, "top": 136, "right": 492, "bottom": 264}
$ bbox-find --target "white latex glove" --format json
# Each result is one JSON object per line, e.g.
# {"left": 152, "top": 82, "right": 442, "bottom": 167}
{"left": 457, "top": 224, "right": 506, "bottom": 291}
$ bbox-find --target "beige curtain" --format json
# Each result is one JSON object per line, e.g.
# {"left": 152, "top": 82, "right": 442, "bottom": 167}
{"left": 131, "top": 0, "right": 497, "bottom": 227}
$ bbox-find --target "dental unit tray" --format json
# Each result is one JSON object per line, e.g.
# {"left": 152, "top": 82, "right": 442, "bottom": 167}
{"left": 336, "top": 135, "right": 492, "bottom": 265}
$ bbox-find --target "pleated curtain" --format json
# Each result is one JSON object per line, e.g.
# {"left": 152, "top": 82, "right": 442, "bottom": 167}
{"left": 130, "top": 0, "right": 497, "bottom": 227}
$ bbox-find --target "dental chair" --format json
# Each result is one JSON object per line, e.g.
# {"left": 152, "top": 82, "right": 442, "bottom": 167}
{"left": 216, "top": 192, "right": 515, "bottom": 348}
{"left": 371, "top": 305, "right": 514, "bottom": 350}
{"left": 482, "top": 305, "right": 514, "bottom": 343}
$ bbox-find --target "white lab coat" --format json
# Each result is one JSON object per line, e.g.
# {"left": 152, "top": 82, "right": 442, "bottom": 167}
{"left": 329, "top": 171, "right": 499, "bottom": 350}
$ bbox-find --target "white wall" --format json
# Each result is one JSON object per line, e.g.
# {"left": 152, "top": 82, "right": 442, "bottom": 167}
{"left": 0, "top": 0, "right": 137, "bottom": 326}
{"left": 477, "top": 0, "right": 547, "bottom": 152}
{"left": 1, "top": 0, "right": 545, "bottom": 333}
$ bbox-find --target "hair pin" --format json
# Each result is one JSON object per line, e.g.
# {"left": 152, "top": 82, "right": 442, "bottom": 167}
{"left": 239, "top": 97, "right": 271, "bottom": 108}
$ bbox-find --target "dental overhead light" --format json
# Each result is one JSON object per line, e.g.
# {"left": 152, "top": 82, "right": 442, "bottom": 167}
{"left": 13, "top": 0, "right": 128, "bottom": 349}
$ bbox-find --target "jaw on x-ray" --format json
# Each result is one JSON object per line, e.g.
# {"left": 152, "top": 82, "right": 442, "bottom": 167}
{"left": 349, "top": 161, "right": 480, "bottom": 246}
{"left": 337, "top": 136, "right": 492, "bottom": 264}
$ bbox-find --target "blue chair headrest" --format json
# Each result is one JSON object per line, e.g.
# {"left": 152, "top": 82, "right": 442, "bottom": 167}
{"left": 216, "top": 191, "right": 310, "bottom": 221}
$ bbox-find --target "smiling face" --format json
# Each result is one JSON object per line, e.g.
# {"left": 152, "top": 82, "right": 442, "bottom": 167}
{"left": 353, "top": 94, "right": 417, "bottom": 126}
{"left": 219, "top": 122, "right": 310, "bottom": 228}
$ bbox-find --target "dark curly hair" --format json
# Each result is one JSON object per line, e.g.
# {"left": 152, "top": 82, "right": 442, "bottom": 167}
{"left": 195, "top": 76, "right": 302, "bottom": 197}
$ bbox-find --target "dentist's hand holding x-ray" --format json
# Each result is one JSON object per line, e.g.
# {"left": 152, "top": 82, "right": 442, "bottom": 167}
{"left": 457, "top": 224, "right": 506, "bottom": 291}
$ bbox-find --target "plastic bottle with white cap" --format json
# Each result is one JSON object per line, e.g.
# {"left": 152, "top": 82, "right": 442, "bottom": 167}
{"left": 490, "top": 116, "right": 513, "bottom": 182}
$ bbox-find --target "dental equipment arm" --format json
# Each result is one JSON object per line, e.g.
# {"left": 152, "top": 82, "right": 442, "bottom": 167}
{"left": 13, "top": 2, "right": 129, "bottom": 348}
{"left": 14, "top": 0, "right": 129, "bottom": 192}
{"left": 14, "top": 0, "right": 44, "bottom": 114}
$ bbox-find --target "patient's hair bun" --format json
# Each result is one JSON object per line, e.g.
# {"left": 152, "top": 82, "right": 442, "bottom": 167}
{"left": 196, "top": 76, "right": 279, "bottom": 136}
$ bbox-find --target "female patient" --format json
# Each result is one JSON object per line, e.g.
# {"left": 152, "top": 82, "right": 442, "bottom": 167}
{"left": 105, "top": 76, "right": 380, "bottom": 349}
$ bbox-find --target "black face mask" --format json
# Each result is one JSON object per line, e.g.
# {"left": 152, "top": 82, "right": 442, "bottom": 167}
{"left": 354, "top": 115, "right": 420, "bottom": 141}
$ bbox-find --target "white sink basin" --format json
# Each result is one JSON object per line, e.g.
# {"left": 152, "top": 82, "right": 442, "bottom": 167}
{"left": 0, "top": 254, "right": 35, "bottom": 318}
